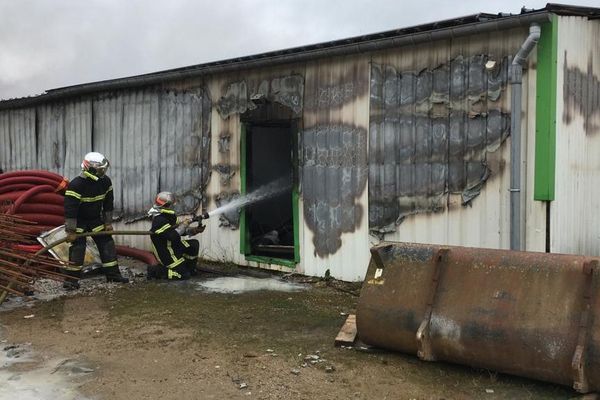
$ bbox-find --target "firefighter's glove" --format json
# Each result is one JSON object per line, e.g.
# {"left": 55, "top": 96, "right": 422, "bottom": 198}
{"left": 103, "top": 211, "right": 113, "bottom": 231}
{"left": 187, "top": 225, "right": 205, "bottom": 236}
{"left": 65, "top": 218, "right": 77, "bottom": 242}
{"left": 178, "top": 217, "right": 192, "bottom": 226}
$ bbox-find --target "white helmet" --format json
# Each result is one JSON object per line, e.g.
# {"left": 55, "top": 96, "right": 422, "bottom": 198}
{"left": 81, "top": 152, "right": 109, "bottom": 177}
{"left": 154, "top": 191, "right": 176, "bottom": 208}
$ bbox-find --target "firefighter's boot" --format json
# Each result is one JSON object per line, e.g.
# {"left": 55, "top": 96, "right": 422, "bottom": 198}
{"left": 62, "top": 269, "right": 81, "bottom": 291}
{"left": 104, "top": 266, "right": 129, "bottom": 283}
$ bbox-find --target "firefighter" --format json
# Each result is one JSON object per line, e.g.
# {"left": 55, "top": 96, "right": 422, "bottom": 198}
{"left": 63, "top": 152, "right": 129, "bottom": 289}
{"left": 147, "top": 192, "right": 204, "bottom": 280}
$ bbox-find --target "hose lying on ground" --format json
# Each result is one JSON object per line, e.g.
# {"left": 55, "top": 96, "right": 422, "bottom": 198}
{"left": 0, "top": 230, "right": 156, "bottom": 305}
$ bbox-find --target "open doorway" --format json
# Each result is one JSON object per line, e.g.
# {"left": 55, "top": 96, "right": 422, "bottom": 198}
{"left": 241, "top": 120, "right": 298, "bottom": 264}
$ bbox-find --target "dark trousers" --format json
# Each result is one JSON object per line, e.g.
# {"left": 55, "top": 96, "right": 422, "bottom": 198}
{"left": 148, "top": 239, "right": 199, "bottom": 280}
{"left": 68, "top": 219, "right": 118, "bottom": 273}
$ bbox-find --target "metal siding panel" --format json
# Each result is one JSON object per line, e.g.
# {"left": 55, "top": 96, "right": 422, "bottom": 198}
{"left": 93, "top": 95, "right": 124, "bottom": 213}
{"left": 120, "top": 90, "right": 160, "bottom": 217}
{"left": 63, "top": 100, "right": 92, "bottom": 179}
{"left": 372, "top": 28, "right": 537, "bottom": 250}
{"left": 9, "top": 108, "right": 36, "bottom": 170}
{"left": 302, "top": 57, "right": 371, "bottom": 281}
{"left": 37, "top": 103, "right": 66, "bottom": 174}
{"left": 199, "top": 81, "right": 245, "bottom": 264}
{"left": 0, "top": 111, "right": 11, "bottom": 171}
{"left": 159, "top": 89, "right": 206, "bottom": 212}
{"left": 552, "top": 17, "right": 600, "bottom": 256}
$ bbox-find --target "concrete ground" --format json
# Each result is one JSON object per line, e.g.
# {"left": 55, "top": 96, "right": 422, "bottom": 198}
{"left": 0, "top": 264, "right": 577, "bottom": 400}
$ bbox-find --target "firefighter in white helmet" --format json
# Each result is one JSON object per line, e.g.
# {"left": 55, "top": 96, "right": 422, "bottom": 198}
{"left": 63, "top": 152, "right": 129, "bottom": 289}
{"left": 147, "top": 192, "right": 204, "bottom": 280}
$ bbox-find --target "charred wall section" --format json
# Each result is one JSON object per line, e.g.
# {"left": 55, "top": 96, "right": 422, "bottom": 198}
{"left": 563, "top": 51, "right": 600, "bottom": 134}
{"left": 369, "top": 55, "right": 511, "bottom": 233}
{"left": 0, "top": 87, "right": 212, "bottom": 220}
{"left": 214, "top": 74, "right": 304, "bottom": 228}
{"left": 302, "top": 61, "right": 369, "bottom": 257}
{"left": 216, "top": 75, "right": 304, "bottom": 119}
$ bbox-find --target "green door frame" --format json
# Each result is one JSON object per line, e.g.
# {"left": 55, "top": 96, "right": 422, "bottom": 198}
{"left": 239, "top": 121, "right": 300, "bottom": 268}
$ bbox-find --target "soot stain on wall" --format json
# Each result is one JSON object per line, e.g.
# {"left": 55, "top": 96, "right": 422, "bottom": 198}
{"left": 563, "top": 51, "right": 600, "bottom": 135}
{"left": 369, "top": 55, "right": 511, "bottom": 234}
{"left": 216, "top": 74, "right": 304, "bottom": 118}
{"left": 301, "top": 124, "right": 368, "bottom": 257}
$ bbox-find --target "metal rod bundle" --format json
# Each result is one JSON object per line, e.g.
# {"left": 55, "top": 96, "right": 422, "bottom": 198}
{"left": 0, "top": 212, "right": 71, "bottom": 303}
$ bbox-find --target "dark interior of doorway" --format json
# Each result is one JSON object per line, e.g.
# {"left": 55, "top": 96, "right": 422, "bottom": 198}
{"left": 246, "top": 122, "right": 294, "bottom": 260}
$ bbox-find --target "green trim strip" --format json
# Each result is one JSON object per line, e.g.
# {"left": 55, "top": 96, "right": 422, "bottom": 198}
{"left": 291, "top": 121, "right": 300, "bottom": 264}
{"left": 245, "top": 255, "right": 297, "bottom": 268}
{"left": 240, "top": 123, "right": 250, "bottom": 255}
{"left": 534, "top": 15, "right": 558, "bottom": 201}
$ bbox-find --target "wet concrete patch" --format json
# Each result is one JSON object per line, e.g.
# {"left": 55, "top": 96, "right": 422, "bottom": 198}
{"left": 0, "top": 341, "right": 93, "bottom": 400}
{"left": 195, "top": 276, "right": 307, "bottom": 294}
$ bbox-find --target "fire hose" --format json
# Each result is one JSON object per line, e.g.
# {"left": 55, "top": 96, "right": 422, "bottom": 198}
{"left": 0, "top": 230, "right": 153, "bottom": 305}
{"left": 0, "top": 219, "right": 209, "bottom": 305}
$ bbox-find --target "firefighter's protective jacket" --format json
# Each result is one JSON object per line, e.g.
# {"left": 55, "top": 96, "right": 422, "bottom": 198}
{"left": 64, "top": 172, "right": 114, "bottom": 221}
{"left": 150, "top": 209, "right": 187, "bottom": 269}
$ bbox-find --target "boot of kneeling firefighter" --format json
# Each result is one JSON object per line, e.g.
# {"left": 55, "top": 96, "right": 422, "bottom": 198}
{"left": 63, "top": 152, "right": 129, "bottom": 290}
{"left": 147, "top": 192, "right": 204, "bottom": 280}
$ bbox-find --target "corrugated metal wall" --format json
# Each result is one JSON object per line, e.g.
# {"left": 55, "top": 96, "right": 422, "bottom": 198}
{"left": 370, "top": 28, "right": 546, "bottom": 251}
{"left": 0, "top": 87, "right": 211, "bottom": 254}
{"left": 0, "top": 24, "right": 564, "bottom": 280}
{"left": 0, "top": 108, "right": 36, "bottom": 170}
{"left": 369, "top": 56, "right": 511, "bottom": 231}
{"left": 301, "top": 56, "right": 371, "bottom": 281}
{"left": 552, "top": 16, "right": 600, "bottom": 256}
{"left": 200, "top": 68, "right": 305, "bottom": 269}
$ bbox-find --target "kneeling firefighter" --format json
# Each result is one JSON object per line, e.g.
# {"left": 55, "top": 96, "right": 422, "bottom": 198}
{"left": 63, "top": 152, "right": 129, "bottom": 289}
{"left": 147, "top": 192, "right": 206, "bottom": 280}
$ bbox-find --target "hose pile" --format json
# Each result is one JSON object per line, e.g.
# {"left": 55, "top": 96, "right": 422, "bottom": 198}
{"left": 0, "top": 169, "right": 68, "bottom": 236}
{"left": 0, "top": 169, "right": 157, "bottom": 304}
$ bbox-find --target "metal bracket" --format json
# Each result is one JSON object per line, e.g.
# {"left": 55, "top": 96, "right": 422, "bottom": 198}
{"left": 416, "top": 248, "right": 449, "bottom": 362}
{"left": 572, "top": 259, "right": 598, "bottom": 393}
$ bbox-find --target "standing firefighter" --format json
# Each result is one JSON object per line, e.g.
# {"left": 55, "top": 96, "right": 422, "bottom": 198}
{"left": 147, "top": 192, "right": 205, "bottom": 280}
{"left": 63, "top": 152, "right": 129, "bottom": 289}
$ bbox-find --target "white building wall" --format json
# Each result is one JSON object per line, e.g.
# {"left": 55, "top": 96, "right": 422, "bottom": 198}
{"left": 552, "top": 16, "right": 600, "bottom": 256}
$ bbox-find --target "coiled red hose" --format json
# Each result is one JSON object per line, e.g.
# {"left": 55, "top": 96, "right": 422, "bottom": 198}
{"left": 0, "top": 204, "right": 63, "bottom": 215}
{"left": 0, "top": 191, "right": 65, "bottom": 206}
{"left": 0, "top": 176, "right": 62, "bottom": 188}
{"left": 0, "top": 183, "right": 35, "bottom": 195}
{"left": 7, "top": 185, "right": 55, "bottom": 215}
{"left": 1, "top": 170, "right": 67, "bottom": 231}
{"left": 116, "top": 245, "right": 158, "bottom": 265}
{"left": 2, "top": 169, "right": 156, "bottom": 267}
{"left": 0, "top": 170, "right": 64, "bottom": 182}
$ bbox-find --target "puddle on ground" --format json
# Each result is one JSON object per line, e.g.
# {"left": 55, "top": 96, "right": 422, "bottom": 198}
{"left": 0, "top": 341, "right": 93, "bottom": 400}
{"left": 196, "top": 276, "right": 307, "bottom": 294}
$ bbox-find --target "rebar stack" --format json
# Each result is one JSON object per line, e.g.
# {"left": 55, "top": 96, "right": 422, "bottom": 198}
{"left": 0, "top": 211, "right": 69, "bottom": 303}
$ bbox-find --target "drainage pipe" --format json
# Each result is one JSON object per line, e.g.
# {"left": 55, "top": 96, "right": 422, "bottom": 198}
{"left": 510, "top": 23, "right": 541, "bottom": 251}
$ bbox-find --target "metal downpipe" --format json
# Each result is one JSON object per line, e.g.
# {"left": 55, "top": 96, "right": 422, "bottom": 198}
{"left": 510, "top": 23, "right": 541, "bottom": 250}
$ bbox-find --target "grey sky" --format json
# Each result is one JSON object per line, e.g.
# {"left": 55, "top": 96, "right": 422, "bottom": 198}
{"left": 1, "top": 0, "right": 598, "bottom": 100}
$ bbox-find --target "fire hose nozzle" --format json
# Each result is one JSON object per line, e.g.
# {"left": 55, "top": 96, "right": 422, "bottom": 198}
{"left": 193, "top": 212, "right": 210, "bottom": 222}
